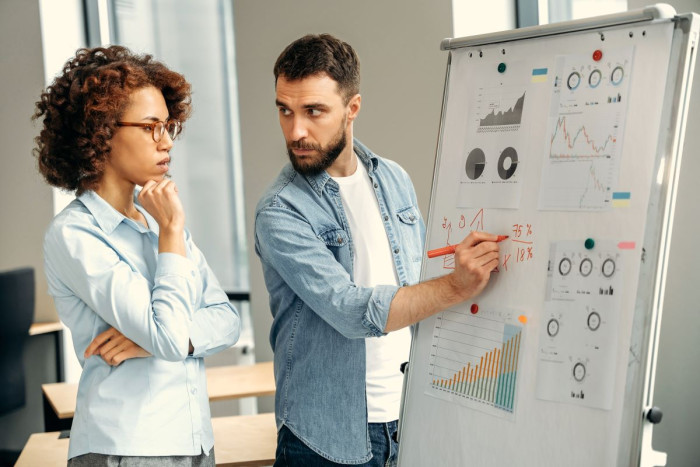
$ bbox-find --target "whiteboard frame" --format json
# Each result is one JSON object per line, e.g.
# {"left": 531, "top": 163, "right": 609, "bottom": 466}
{"left": 397, "top": 6, "right": 698, "bottom": 467}
{"left": 634, "top": 11, "right": 699, "bottom": 467}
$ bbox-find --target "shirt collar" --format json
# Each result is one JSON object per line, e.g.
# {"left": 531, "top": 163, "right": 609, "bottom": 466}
{"left": 78, "top": 189, "right": 154, "bottom": 235}
{"left": 304, "top": 138, "right": 379, "bottom": 195}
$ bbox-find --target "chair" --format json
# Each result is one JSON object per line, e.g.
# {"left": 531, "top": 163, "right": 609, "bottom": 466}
{"left": 0, "top": 267, "right": 34, "bottom": 415}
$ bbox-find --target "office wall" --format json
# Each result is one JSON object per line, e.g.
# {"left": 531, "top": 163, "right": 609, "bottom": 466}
{"left": 0, "top": 0, "right": 58, "bottom": 454}
{"left": 626, "top": 1, "right": 700, "bottom": 464}
{"left": 232, "top": 0, "right": 454, "bottom": 411}
{"left": 0, "top": 0, "right": 55, "bottom": 322}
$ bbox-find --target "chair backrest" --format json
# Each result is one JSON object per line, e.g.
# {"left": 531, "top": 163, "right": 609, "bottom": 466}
{"left": 0, "top": 267, "right": 35, "bottom": 415}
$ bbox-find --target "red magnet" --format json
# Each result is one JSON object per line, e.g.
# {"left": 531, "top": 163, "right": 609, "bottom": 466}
{"left": 470, "top": 304, "right": 479, "bottom": 314}
{"left": 592, "top": 49, "right": 603, "bottom": 61}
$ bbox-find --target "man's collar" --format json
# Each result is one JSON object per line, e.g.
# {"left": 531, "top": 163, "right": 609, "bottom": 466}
{"left": 353, "top": 138, "right": 379, "bottom": 174}
{"left": 304, "top": 138, "right": 378, "bottom": 195}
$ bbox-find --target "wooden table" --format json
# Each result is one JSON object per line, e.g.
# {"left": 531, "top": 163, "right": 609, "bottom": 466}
{"left": 207, "top": 361, "right": 275, "bottom": 401}
{"left": 29, "top": 321, "right": 64, "bottom": 335}
{"left": 16, "top": 413, "right": 277, "bottom": 467}
{"left": 213, "top": 412, "right": 276, "bottom": 466}
{"left": 41, "top": 382, "right": 77, "bottom": 431}
{"left": 14, "top": 431, "right": 68, "bottom": 467}
{"left": 42, "top": 361, "right": 275, "bottom": 431}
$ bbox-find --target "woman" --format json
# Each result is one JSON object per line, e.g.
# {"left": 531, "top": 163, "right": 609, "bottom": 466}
{"left": 34, "top": 46, "right": 240, "bottom": 466}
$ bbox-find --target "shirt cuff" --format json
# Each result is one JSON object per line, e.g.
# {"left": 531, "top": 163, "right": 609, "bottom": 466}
{"left": 362, "top": 284, "right": 399, "bottom": 337}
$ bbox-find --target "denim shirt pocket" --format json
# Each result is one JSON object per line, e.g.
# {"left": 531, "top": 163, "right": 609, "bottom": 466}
{"left": 317, "top": 227, "right": 351, "bottom": 266}
{"left": 395, "top": 206, "right": 422, "bottom": 266}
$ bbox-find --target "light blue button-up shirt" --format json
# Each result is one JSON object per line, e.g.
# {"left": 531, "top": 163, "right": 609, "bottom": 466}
{"left": 43, "top": 189, "right": 240, "bottom": 459}
{"left": 255, "top": 139, "right": 425, "bottom": 463}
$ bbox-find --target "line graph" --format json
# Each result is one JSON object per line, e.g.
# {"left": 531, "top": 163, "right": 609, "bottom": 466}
{"left": 549, "top": 114, "right": 618, "bottom": 159}
{"left": 540, "top": 159, "right": 613, "bottom": 209}
{"left": 539, "top": 108, "right": 623, "bottom": 210}
{"left": 580, "top": 163, "right": 608, "bottom": 203}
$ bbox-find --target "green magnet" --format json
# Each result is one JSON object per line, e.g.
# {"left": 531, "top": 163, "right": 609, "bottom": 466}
{"left": 584, "top": 238, "right": 595, "bottom": 250}
{"left": 498, "top": 62, "right": 506, "bottom": 73}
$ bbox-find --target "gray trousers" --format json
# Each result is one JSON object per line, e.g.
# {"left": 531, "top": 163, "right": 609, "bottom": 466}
{"left": 68, "top": 447, "right": 215, "bottom": 467}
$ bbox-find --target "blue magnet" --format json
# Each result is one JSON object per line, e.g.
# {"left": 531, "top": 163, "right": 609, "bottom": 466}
{"left": 498, "top": 62, "right": 506, "bottom": 73}
{"left": 584, "top": 238, "right": 595, "bottom": 250}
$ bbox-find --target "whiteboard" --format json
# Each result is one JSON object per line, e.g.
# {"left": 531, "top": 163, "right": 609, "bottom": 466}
{"left": 398, "top": 6, "right": 698, "bottom": 466}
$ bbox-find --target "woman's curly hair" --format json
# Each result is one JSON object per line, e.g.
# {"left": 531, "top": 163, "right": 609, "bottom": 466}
{"left": 33, "top": 46, "right": 192, "bottom": 195}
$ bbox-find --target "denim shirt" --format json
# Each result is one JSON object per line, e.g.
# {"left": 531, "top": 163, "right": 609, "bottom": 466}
{"left": 255, "top": 139, "right": 425, "bottom": 463}
{"left": 44, "top": 189, "right": 240, "bottom": 458}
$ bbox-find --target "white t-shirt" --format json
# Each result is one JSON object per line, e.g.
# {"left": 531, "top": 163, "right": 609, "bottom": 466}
{"left": 332, "top": 157, "right": 411, "bottom": 423}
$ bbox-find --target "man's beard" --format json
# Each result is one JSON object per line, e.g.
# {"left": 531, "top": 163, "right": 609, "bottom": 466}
{"left": 286, "top": 119, "right": 348, "bottom": 176}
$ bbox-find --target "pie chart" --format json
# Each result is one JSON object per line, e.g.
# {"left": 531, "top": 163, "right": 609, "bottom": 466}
{"left": 465, "top": 148, "right": 486, "bottom": 180}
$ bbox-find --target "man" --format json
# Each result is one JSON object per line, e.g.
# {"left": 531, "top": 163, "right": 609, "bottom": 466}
{"left": 255, "top": 34, "right": 500, "bottom": 466}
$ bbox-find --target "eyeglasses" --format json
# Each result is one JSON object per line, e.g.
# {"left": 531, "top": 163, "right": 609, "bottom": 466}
{"left": 116, "top": 119, "right": 182, "bottom": 143}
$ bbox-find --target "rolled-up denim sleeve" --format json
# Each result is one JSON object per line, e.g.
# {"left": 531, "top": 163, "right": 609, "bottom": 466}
{"left": 362, "top": 284, "right": 398, "bottom": 335}
{"left": 256, "top": 205, "right": 397, "bottom": 339}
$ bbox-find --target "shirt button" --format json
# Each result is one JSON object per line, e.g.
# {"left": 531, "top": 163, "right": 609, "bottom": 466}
{"left": 191, "top": 387, "right": 197, "bottom": 395}
{"left": 384, "top": 215, "right": 389, "bottom": 221}
{"left": 374, "top": 183, "right": 378, "bottom": 188}
{"left": 394, "top": 248, "right": 400, "bottom": 254}
{"left": 403, "top": 282, "right": 408, "bottom": 287}
{"left": 338, "top": 237, "right": 343, "bottom": 244}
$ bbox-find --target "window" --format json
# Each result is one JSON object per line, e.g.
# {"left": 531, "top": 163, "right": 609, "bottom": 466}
{"left": 549, "top": 0, "right": 627, "bottom": 23}
{"left": 517, "top": 0, "right": 628, "bottom": 26}
{"left": 86, "top": 0, "right": 249, "bottom": 294}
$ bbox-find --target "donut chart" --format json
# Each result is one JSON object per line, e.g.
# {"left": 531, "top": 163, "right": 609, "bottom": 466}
{"left": 498, "top": 147, "right": 519, "bottom": 180}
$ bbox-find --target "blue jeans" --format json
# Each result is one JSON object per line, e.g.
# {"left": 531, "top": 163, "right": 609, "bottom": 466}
{"left": 274, "top": 421, "right": 399, "bottom": 466}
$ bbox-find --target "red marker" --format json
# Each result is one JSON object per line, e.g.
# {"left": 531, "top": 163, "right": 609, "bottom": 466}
{"left": 427, "top": 235, "right": 509, "bottom": 258}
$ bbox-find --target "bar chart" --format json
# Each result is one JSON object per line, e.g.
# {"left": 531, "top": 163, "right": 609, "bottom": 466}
{"left": 426, "top": 306, "right": 524, "bottom": 416}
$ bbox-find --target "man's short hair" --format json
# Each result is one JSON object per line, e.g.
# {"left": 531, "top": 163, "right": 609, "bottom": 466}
{"left": 274, "top": 33, "right": 360, "bottom": 103}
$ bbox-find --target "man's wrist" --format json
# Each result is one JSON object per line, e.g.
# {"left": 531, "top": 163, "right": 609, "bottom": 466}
{"left": 443, "top": 273, "right": 470, "bottom": 306}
